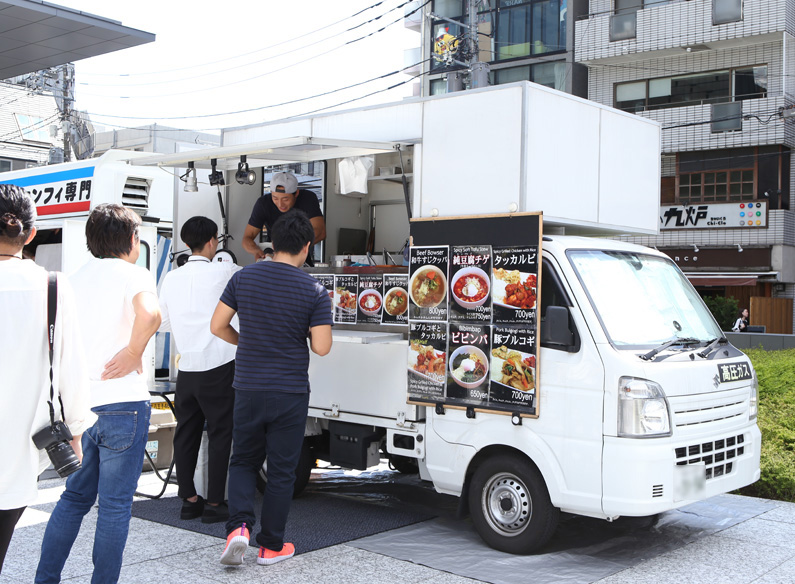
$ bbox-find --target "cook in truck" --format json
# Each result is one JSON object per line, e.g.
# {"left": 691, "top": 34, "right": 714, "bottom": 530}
{"left": 241, "top": 171, "right": 326, "bottom": 262}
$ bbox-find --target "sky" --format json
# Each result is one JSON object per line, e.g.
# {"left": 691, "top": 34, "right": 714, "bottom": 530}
{"left": 52, "top": 0, "right": 422, "bottom": 133}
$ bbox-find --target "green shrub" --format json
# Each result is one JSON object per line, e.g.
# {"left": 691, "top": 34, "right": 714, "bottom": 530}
{"left": 736, "top": 348, "right": 795, "bottom": 502}
{"left": 702, "top": 295, "right": 739, "bottom": 331}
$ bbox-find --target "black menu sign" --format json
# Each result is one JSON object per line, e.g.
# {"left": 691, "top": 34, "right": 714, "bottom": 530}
{"left": 313, "top": 274, "right": 335, "bottom": 319}
{"left": 408, "top": 246, "right": 449, "bottom": 322}
{"left": 333, "top": 274, "right": 358, "bottom": 325}
{"left": 407, "top": 322, "right": 447, "bottom": 403}
{"left": 446, "top": 323, "right": 491, "bottom": 407}
{"left": 449, "top": 245, "right": 492, "bottom": 323}
{"left": 492, "top": 246, "right": 538, "bottom": 326}
{"left": 382, "top": 273, "right": 409, "bottom": 325}
{"left": 489, "top": 325, "right": 536, "bottom": 414}
{"left": 357, "top": 274, "right": 384, "bottom": 324}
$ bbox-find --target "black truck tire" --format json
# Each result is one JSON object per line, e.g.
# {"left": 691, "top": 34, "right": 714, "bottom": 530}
{"left": 468, "top": 453, "right": 559, "bottom": 554}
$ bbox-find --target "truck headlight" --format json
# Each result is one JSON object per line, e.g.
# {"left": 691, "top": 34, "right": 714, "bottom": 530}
{"left": 749, "top": 374, "right": 759, "bottom": 421}
{"left": 618, "top": 377, "right": 672, "bottom": 438}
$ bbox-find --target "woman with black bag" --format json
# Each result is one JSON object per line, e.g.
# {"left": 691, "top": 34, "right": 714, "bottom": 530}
{"left": 0, "top": 184, "right": 93, "bottom": 573}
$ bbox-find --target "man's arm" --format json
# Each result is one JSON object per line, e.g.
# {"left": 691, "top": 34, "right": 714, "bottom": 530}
{"left": 211, "top": 300, "right": 240, "bottom": 345}
{"left": 310, "top": 216, "right": 326, "bottom": 244}
{"left": 102, "top": 291, "right": 161, "bottom": 380}
{"left": 242, "top": 224, "right": 267, "bottom": 260}
{"left": 309, "top": 324, "right": 332, "bottom": 356}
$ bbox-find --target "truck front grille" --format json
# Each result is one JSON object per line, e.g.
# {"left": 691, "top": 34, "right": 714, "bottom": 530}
{"left": 669, "top": 387, "right": 748, "bottom": 428}
{"left": 674, "top": 433, "right": 745, "bottom": 480}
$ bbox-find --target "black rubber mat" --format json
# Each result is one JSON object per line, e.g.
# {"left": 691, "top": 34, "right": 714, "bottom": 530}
{"left": 130, "top": 491, "right": 435, "bottom": 554}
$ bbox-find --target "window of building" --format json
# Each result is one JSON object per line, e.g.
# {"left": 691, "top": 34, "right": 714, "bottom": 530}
{"left": 14, "top": 114, "right": 51, "bottom": 143}
{"left": 429, "top": 78, "right": 448, "bottom": 95}
{"left": 0, "top": 160, "right": 10, "bottom": 173}
{"left": 713, "top": 0, "right": 742, "bottom": 25}
{"left": 679, "top": 170, "right": 754, "bottom": 204}
{"left": 615, "top": 65, "right": 767, "bottom": 112}
{"left": 490, "top": 61, "right": 566, "bottom": 90}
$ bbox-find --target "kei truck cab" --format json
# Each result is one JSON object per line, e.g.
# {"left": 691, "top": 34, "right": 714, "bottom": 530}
{"left": 18, "top": 81, "right": 760, "bottom": 554}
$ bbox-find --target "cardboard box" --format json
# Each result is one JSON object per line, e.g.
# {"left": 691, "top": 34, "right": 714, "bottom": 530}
{"left": 143, "top": 423, "right": 176, "bottom": 472}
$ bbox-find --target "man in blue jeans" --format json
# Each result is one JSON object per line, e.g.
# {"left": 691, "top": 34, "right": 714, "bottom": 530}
{"left": 211, "top": 209, "right": 332, "bottom": 566}
{"left": 35, "top": 204, "right": 161, "bottom": 584}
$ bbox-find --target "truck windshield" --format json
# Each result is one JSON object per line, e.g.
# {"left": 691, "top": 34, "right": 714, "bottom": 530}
{"left": 568, "top": 250, "right": 722, "bottom": 348}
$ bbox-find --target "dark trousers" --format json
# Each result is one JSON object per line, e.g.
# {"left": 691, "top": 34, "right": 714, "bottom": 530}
{"left": 173, "top": 361, "right": 235, "bottom": 504}
{"left": 0, "top": 506, "right": 25, "bottom": 574}
{"left": 225, "top": 390, "right": 309, "bottom": 551}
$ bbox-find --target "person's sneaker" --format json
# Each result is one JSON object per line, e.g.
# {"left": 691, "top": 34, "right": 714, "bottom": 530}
{"left": 256, "top": 542, "right": 295, "bottom": 566}
{"left": 220, "top": 524, "right": 250, "bottom": 566}
{"left": 180, "top": 496, "right": 204, "bottom": 520}
{"left": 201, "top": 501, "right": 229, "bottom": 524}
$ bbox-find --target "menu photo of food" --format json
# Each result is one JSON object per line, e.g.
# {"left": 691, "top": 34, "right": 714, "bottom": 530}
{"left": 357, "top": 276, "right": 384, "bottom": 324}
{"left": 313, "top": 274, "right": 335, "bottom": 317}
{"left": 492, "top": 246, "right": 539, "bottom": 325}
{"left": 382, "top": 273, "right": 409, "bottom": 325}
{"left": 407, "top": 322, "right": 448, "bottom": 403}
{"left": 333, "top": 274, "right": 358, "bottom": 324}
{"left": 409, "top": 245, "right": 449, "bottom": 322}
{"left": 449, "top": 245, "right": 492, "bottom": 323}
{"left": 446, "top": 323, "right": 490, "bottom": 406}
{"left": 489, "top": 325, "right": 537, "bottom": 413}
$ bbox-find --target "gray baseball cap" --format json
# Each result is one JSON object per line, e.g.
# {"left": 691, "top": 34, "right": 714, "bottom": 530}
{"left": 270, "top": 172, "right": 298, "bottom": 194}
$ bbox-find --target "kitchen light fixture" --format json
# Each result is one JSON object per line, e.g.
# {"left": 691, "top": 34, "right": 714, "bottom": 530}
{"left": 180, "top": 161, "right": 198, "bottom": 192}
{"left": 693, "top": 244, "right": 699, "bottom": 253}
{"left": 235, "top": 155, "right": 257, "bottom": 185}
{"left": 737, "top": 244, "right": 743, "bottom": 252}
{"left": 209, "top": 158, "right": 225, "bottom": 186}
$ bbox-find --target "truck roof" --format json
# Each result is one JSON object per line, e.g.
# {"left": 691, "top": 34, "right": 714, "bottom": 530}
{"left": 543, "top": 235, "right": 664, "bottom": 258}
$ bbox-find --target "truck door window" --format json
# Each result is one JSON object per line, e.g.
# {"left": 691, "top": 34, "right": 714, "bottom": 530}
{"left": 540, "top": 259, "right": 580, "bottom": 352}
{"left": 136, "top": 241, "right": 150, "bottom": 271}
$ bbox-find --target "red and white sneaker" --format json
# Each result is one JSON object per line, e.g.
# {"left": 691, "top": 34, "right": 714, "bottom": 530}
{"left": 256, "top": 542, "right": 295, "bottom": 565}
{"left": 220, "top": 524, "right": 250, "bottom": 566}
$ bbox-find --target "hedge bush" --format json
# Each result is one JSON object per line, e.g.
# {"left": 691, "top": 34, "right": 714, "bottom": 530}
{"left": 736, "top": 348, "right": 795, "bottom": 502}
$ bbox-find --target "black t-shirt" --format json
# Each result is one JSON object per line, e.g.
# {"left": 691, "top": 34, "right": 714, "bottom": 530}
{"left": 247, "top": 189, "right": 323, "bottom": 237}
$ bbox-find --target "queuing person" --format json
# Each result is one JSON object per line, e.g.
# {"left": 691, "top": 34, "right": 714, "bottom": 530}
{"left": 733, "top": 308, "right": 749, "bottom": 332}
{"left": 158, "top": 216, "right": 239, "bottom": 523}
{"left": 0, "top": 185, "right": 93, "bottom": 574}
{"left": 211, "top": 209, "right": 332, "bottom": 566}
{"left": 241, "top": 172, "right": 326, "bottom": 262}
{"left": 36, "top": 204, "right": 161, "bottom": 584}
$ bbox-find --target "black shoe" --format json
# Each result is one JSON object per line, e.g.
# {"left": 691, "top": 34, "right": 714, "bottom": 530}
{"left": 180, "top": 496, "right": 205, "bottom": 520}
{"left": 202, "top": 501, "right": 229, "bottom": 524}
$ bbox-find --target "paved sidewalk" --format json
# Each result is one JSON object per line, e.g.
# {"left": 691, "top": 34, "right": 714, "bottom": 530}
{"left": 3, "top": 470, "right": 795, "bottom": 584}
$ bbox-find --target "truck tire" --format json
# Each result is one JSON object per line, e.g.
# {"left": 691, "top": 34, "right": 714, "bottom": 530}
{"left": 256, "top": 440, "right": 315, "bottom": 498}
{"left": 468, "top": 454, "right": 559, "bottom": 554}
{"left": 387, "top": 453, "right": 419, "bottom": 474}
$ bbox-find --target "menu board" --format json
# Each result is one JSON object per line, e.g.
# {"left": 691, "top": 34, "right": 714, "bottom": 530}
{"left": 408, "top": 246, "right": 449, "bottom": 322}
{"left": 408, "top": 322, "right": 447, "bottom": 403}
{"left": 408, "top": 213, "right": 542, "bottom": 418}
{"left": 333, "top": 274, "right": 358, "bottom": 324}
{"left": 449, "top": 245, "right": 492, "bottom": 323}
{"left": 382, "top": 273, "right": 409, "bottom": 325}
{"left": 314, "top": 274, "right": 335, "bottom": 318}
{"left": 357, "top": 274, "right": 384, "bottom": 325}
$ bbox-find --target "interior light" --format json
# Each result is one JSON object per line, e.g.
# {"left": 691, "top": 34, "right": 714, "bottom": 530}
{"left": 235, "top": 155, "right": 257, "bottom": 185}
{"left": 181, "top": 161, "right": 198, "bottom": 192}
{"left": 693, "top": 244, "right": 699, "bottom": 253}
{"left": 737, "top": 244, "right": 743, "bottom": 252}
{"left": 209, "top": 158, "right": 225, "bottom": 186}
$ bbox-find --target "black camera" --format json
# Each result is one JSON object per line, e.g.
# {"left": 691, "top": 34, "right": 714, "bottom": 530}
{"left": 32, "top": 421, "right": 81, "bottom": 478}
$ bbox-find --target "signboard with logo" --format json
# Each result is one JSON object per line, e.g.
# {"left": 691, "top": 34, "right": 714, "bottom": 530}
{"left": 660, "top": 201, "right": 767, "bottom": 230}
{"left": 0, "top": 166, "right": 94, "bottom": 218}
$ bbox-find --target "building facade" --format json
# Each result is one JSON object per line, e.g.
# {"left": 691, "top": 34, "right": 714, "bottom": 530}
{"left": 0, "top": 80, "right": 62, "bottom": 171}
{"left": 407, "top": 0, "right": 589, "bottom": 97}
{"left": 575, "top": 0, "right": 795, "bottom": 333}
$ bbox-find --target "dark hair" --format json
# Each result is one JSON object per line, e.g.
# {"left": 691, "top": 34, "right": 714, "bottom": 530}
{"left": 85, "top": 203, "right": 141, "bottom": 258}
{"left": 181, "top": 216, "right": 218, "bottom": 252}
{"left": 270, "top": 209, "right": 314, "bottom": 255}
{"left": 738, "top": 308, "right": 749, "bottom": 317}
{"left": 0, "top": 184, "right": 36, "bottom": 247}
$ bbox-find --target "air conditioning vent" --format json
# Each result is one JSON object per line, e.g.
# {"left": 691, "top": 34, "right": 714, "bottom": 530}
{"left": 122, "top": 176, "right": 150, "bottom": 214}
{"left": 652, "top": 484, "right": 664, "bottom": 498}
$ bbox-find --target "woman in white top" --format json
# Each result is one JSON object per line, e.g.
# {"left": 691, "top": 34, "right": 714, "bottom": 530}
{"left": 0, "top": 184, "right": 92, "bottom": 574}
{"left": 732, "top": 308, "right": 749, "bottom": 332}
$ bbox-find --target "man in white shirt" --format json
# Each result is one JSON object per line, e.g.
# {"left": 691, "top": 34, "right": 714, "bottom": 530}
{"left": 159, "top": 216, "right": 239, "bottom": 524}
{"left": 36, "top": 204, "right": 161, "bottom": 584}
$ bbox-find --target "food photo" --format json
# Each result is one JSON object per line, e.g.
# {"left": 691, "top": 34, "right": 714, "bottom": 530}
{"left": 449, "top": 345, "right": 489, "bottom": 389}
{"left": 358, "top": 288, "right": 382, "bottom": 316}
{"left": 410, "top": 265, "right": 447, "bottom": 308}
{"left": 335, "top": 287, "right": 356, "bottom": 313}
{"left": 383, "top": 287, "right": 409, "bottom": 316}
{"left": 492, "top": 268, "right": 536, "bottom": 310}
{"left": 408, "top": 339, "right": 446, "bottom": 383}
{"left": 451, "top": 266, "right": 490, "bottom": 309}
{"left": 491, "top": 344, "right": 536, "bottom": 392}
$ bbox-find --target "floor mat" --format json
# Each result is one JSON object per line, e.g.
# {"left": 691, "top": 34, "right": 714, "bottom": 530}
{"left": 130, "top": 491, "right": 435, "bottom": 554}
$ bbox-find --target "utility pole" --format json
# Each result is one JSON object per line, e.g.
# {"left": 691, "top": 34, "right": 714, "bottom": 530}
{"left": 468, "top": 0, "right": 489, "bottom": 89}
{"left": 58, "top": 65, "right": 73, "bottom": 162}
{"left": 430, "top": 1, "right": 489, "bottom": 92}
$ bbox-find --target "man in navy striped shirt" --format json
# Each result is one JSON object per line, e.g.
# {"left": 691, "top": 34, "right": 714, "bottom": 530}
{"left": 211, "top": 209, "right": 332, "bottom": 567}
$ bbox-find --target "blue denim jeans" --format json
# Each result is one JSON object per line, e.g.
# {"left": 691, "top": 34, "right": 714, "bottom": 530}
{"left": 225, "top": 390, "right": 308, "bottom": 551}
{"left": 35, "top": 401, "right": 150, "bottom": 584}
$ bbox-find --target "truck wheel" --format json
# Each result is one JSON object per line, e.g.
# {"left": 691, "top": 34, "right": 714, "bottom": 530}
{"left": 256, "top": 440, "right": 315, "bottom": 498}
{"left": 468, "top": 454, "right": 559, "bottom": 554}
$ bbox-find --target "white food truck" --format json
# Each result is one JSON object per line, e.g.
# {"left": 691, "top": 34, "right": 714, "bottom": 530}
{"left": 3, "top": 82, "right": 761, "bottom": 554}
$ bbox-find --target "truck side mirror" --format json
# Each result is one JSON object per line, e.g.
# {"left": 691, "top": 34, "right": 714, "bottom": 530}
{"left": 542, "top": 305, "right": 575, "bottom": 348}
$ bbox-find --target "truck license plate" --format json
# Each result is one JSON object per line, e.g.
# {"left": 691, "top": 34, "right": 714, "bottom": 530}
{"left": 673, "top": 463, "right": 706, "bottom": 502}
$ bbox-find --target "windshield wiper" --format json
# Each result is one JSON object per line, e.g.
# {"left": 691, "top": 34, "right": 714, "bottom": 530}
{"left": 640, "top": 337, "right": 702, "bottom": 361}
{"left": 696, "top": 336, "right": 728, "bottom": 359}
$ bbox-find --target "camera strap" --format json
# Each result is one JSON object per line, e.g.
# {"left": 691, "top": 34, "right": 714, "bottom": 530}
{"left": 46, "top": 272, "right": 65, "bottom": 426}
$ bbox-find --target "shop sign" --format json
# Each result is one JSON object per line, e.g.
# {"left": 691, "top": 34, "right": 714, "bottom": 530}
{"left": 660, "top": 201, "right": 767, "bottom": 230}
{"left": 0, "top": 165, "right": 94, "bottom": 217}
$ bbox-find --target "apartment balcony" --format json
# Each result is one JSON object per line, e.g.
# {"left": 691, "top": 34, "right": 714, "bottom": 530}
{"left": 404, "top": 0, "right": 423, "bottom": 32}
{"left": 575, "top": 0, "right": 791, "bottom": 64}
{"left": 403, "top": 47, "right": 422, "bottom": 77}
